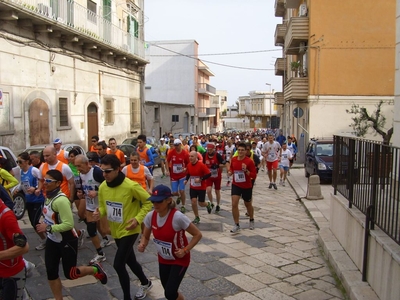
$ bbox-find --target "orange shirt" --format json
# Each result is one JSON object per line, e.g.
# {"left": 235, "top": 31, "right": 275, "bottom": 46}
{"left": 107, "top": 149, "right": 125, "bottom": 165}
{"left": 57, "top": 150, "right": 68, "bottom": 164}
{"left": 125, "top": 165, "right": 146, "bottom": 189}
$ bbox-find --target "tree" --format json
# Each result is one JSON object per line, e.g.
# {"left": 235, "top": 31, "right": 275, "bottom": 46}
{"left": 346, "top": 100, "right": 393, "bottom": 145}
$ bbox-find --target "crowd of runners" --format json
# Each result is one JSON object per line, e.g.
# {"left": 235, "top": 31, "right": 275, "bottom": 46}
{"left": 0, "top": 130, "right": 298, "bottom": 300}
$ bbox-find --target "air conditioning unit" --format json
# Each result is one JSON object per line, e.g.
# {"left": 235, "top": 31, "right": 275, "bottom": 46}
{"left": 299, "top": 42, "right": 306, "bottom": 53}
{"left": 299, "top": 4, "right": 307, "bottom": 17}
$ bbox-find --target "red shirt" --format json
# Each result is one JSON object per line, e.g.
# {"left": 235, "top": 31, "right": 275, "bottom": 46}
{"left": 0, "top": 201, "right": 25, "bottom": 277}
{"left": 186, "top": 161, "right": 210, "bottom": 190}
{"left": 167, "top": 149, "right": 189, "bottom": 180}
{"left": 203, "top": 152, "right": 223, "bottom": 178}
{"left": 151, "top": 209, "right": 190, "bottom": 267}
{"left": 229, "top": 156, "right": 257, "bottom": 189}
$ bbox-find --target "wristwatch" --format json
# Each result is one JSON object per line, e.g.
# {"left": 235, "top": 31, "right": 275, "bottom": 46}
{"left": 46, "top": 225, "right": 52, "bottom": 233}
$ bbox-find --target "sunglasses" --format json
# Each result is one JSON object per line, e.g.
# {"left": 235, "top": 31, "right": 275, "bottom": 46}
{"left": 91, "top": 140, "right": 97, "bottom": 142}
{"left": 16, "top": 160, "right": 24, "bottom": 164}
{"left": 44, "top": 178, "right": 57, "bottom": 183}
{"left": 101, "top": 168, "right": 115, "bottom": 173}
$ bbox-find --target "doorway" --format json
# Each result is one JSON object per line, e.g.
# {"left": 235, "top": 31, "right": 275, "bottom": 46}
{"left": 29, "top": 99, "right": 50, "bottom": 145}
{"left": 87, "top": 103, "right": 99, "bottom": 150}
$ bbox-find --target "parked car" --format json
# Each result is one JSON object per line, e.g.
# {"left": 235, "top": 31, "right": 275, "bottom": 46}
{"left": 304, "top": 138, "right": 334, "bottom": 182}
{"left": 0, "top": 146, "right": 25, "bottom": 220}
{"left": 24, "top": 143, "right": 86, "bottom": 156}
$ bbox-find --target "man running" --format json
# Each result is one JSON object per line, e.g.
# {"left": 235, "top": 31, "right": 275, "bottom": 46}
{"left": 279, "top": 142, "right": 293, "bottom": 186}
{"left": 158, "top": 138, "right": 170, "bottom": 178}
{"left": 228, "top": 143, "right": 257, "bottom": 233}
{"left": 203, "top": 143, "right": 225, "bottom": 213}
{"left": 286, "top": 136, "right": 298, "bottom": 176}
{"left": 166, "top": 139, "right": 189, "bottom": 213}
{"left": 184, "top": 151, "right": 211, "bottom": 224}
{"left": 224, "top": 139, "right": 235, "bottom": 186}
{"left": 262, "top": 134, "right": 281, "bottom": 190}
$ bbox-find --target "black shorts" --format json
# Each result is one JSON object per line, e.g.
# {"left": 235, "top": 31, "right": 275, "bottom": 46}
{"left": 190, "top": 189, "right": 206, "bottom": 202}
{"left": 231, "top": 184, "right": 253, "bottom": 202}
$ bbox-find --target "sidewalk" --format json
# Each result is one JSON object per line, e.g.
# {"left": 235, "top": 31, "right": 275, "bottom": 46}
{"left": 20, "top": 167, "right": 352, "bottom": 300}
{"left": 287, "top": 166, "right": 379, "bottom": 300}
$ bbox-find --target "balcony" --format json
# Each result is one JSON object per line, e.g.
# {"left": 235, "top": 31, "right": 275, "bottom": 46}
{"left": 275, "top": 58, "right": 285, "bottom": 76}
{"left": 198, "top": 83, "right": 216, "bottom": 96}
{"left": 274, "top": 92, "right": 284, "bottom": 105}
{"left": 198, "top": 65, "right": 215, "bottom": 76}
{"left": 285, "top": 17, "right": 309, "bottom": 55}
{"left": 284, "top": 77, "right": 308, "bottom": 102}
{"left": 0, "top": 0, "right": 146, "bottom": 64}
{"left": 274, "top": 0, "right": 285, "bottom": 17}
{"left": 198, "top": 107, "right": 216, "bottom": 118}
{"left": 274, "top": 24, "right": 286, "bottom": 46}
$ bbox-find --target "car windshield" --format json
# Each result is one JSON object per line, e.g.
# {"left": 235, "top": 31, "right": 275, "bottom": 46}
{"left": 316, "top": 143, "right": 333, "bottom": 156}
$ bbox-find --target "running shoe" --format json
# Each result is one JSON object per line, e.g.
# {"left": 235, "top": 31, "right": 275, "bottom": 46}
{"left": 35, "top": 239, "right": 46, "bottom": 251}
{"left": 206, "top": 202, "right": 213, "bottom": 214}
{"left": 226, "top": 180, "right": 231, "bottom": 186}
{"left": 192, "top": 216, "right": 200, "bottom": 224}
{"left": 287, "top": 170, "right": 290, "bottom": 176}
{"left": 279, "top": 179, "right": 283, "bottom": 185}
{"left": 215, "top": 205, "right": 220, "bottom": 213}
{"left": 180, "top": 206, "right": 186, "bottom": 214}
{"left": 230, "top": 225, "right": 240, "bottom": 234}
{"left": 245, "top": 212, "right": 249, "bottom": 217}
{"left": 78, "top": 229, "right": 86, "bottom": 248}
{"left": 282, "top": 181, "right": 286, "bottom": 187}
{"left": 100, "top": 238, "right": 111, "bottom": 248}
{"left": 268, "top": 183, "right": 273, "bottom": 189}
{"left": 24, "top": 260, "right": 35, "bottom": 278}
{"left": 135, "top": 280, "right": 153, "bottom": 299}
{"left": 161, "top": 175, "right": 165, "bottom": 179}
{"left": 273, "top": 183, "right": 278, "bottom": 190}
{"left": 249, "top": 220, "right": 255, "bottom": 230}
{"left": 176, "top": 197, "right": 181, "bottom": 205}
{"left": 261, "top": 168, "right": 265, "bottom": 172}
{"left": 90, "top": 253, "right": 106, "bottom": 264}
{"left": 90, "top": 262, "right": 108, "bottom": 284}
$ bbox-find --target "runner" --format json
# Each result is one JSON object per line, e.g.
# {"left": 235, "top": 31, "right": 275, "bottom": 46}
{"left": 36, "top": 169, "right": 107, "bottom": 300}
{"left": 228, "top": 143, "right": 257, "bottom": 233}
{"left": 184, "top": 151, "right": 212, "bottom": 224}
{"left": 224, "top": 139, "right": 235, "bottom": 186}
{"left": 166, "top": 139, "right": 189, "bottom": 213}
{"left": 158, "top": 138, "right": 170, "bottom": 178}
{"left": 122, "top": 152, "right": 154, "bottom": 194}
{"left": 138, "top": 185, "right": 202, "bottom": 300}
{"left": 262, "top": 134, "right": 281, "bottom": 190}
{"left": 93, "top": 154, "right": 153, "bottom": 300}
{"left": 279, "top": 142, "right": 293, "bottom": 186}
{"left": 286, "top": 136, "right": 298, "bottom": 176}
{"left": 107, "top": 138, "right": 126, "bottom": 168}
{"left": 203, "top": 143, "right": 225, "bottom": 213}
{"left": 136, "top": 134, "right": 155, "bottom": 175}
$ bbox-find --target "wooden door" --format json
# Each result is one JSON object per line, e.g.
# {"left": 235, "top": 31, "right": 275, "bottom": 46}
{"left": 29, "top": 99, "right": 50, "bottom": 145}
{"left": 87, "top": 103, "right": 99, "bottom": 150}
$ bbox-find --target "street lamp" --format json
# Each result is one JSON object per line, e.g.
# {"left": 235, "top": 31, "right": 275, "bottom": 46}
{"left": 265, "top": 83, "right": 272, "bottom": 129}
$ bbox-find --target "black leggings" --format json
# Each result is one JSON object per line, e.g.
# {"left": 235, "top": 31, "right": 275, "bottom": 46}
{"left": 114, "top": 234, "right": 148, "bottom": 300}
{"left": 159, "top": 263, "right": 187, "bottom": 300}
{"left": 0, "top": 268, "right": 26, "bottom": 300}
{"left": 45, "top": 238, "right": 78, "bottom": 280}
{"left": 26, "top": 202, "right": 43, "bottom": 229}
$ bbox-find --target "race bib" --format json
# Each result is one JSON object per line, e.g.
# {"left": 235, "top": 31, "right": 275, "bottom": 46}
{"left": 173, "top": 164, "right": 183, "bottom": 173}
{"left": 268, "top": 152, "right": 277, "bottom": 160}
{"left": 234, "top": 171, "right": 246, "bottom": 183}
{"left": 190, "top": 177, "right": 201, "bottom": 187}
{"left": 211, "top": 169, "right": 218, "bottom": 178}
{"left": 106, "top": 201, "right": 123, "bottom": 223}
{"left": 21, "top": 180, "right": 30, "bottom": 194}
{"left": 153, "top": 238, "right": 175, "bottom": 260}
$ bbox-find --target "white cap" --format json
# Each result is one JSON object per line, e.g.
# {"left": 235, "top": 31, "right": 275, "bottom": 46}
{"left": 173, "top": 139, "right": 182, "bottom": 145}
{"left": 160, "top": 138, "right": 165, "bottom": 141}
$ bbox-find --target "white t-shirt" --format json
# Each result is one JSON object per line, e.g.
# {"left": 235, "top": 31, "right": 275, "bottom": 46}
{"left": 280, "top": 149, "right": 293, "bottom": 167}
{"left": 225, "top": 145, "right": 235, "bottom": 162}
{"left": 262, "top": 141, "right": 281, "bottom": 162}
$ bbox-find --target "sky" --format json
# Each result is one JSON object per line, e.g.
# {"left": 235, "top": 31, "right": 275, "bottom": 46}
{"left": 144, "top": 0, "right": 281, "bottom": 106}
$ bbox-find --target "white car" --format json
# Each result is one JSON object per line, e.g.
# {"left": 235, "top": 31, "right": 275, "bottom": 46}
{"left": 0, "top": 146, "right": 25, "bottom": 219}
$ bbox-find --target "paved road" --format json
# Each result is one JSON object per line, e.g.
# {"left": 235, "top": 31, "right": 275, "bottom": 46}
{"left": 20, "top": 167, "right": 346, "bottom": 300}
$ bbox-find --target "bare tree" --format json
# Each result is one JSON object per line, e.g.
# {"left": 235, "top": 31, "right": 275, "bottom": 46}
{"left": 346, "top": 100, "right": 393, "bottom": 145}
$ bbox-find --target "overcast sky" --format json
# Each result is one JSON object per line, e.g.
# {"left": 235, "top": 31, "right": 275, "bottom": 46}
{"left": 144, "top": 0, "right": 281, "bottom": 106}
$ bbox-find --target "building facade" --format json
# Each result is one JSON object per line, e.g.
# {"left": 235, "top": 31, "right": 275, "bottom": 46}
{"left": 0, "top": 0, "right": 146, "bottom": 151}
{"left": 274, "top": 0, "right": 395, "bottom": 141}
{"left": 144, "top": 40, "right": 217, "bottom": 137}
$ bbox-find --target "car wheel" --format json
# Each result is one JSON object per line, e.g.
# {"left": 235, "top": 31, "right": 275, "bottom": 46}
{"left": 13, "top": 192, "right": 26, "bottom": 220}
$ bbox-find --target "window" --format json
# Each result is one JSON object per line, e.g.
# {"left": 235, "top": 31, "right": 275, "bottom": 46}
{"left": 104, "top": 98, "right": 114, "bottom": 125}
{"left": 59, "top": 97, "right": 69, "bottom": 127}
{"left": 87, "top": 0, "right": 97, "bottom": 24}
{"left": 172, "top": 115, "right": 179, "bottom": 122}
{"left": 0, "top": 90, "right": 13, "bottom": 134}
{"left": 130, "top": 98, "right": 140, "bottom": 129}
{"left": 154, "top": 107, "right": 159, "bottom": 121}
